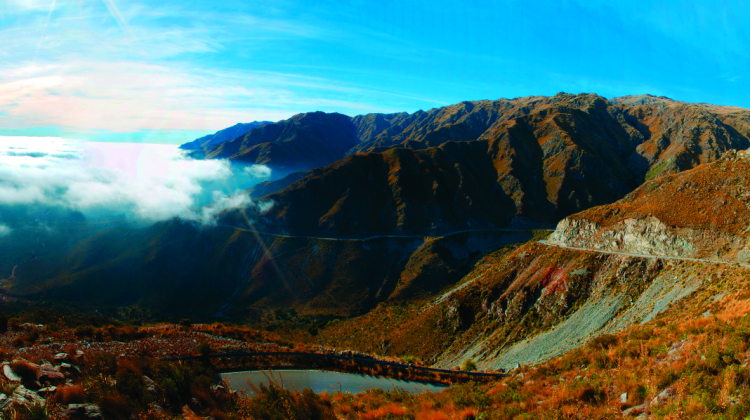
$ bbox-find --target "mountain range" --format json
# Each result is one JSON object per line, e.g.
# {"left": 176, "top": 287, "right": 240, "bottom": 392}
{"left": 6, "top": 92, "right": 750, "bottom": 371}
{"left": 179, "top": 121, "right": 272, "bottom": 151}
{"left": 206, "top": 93, "right": 750, "bottom": 237}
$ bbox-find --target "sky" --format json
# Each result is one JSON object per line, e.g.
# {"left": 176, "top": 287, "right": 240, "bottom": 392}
{"left": 1, "top": 0, "right": 749, "bottom": 144}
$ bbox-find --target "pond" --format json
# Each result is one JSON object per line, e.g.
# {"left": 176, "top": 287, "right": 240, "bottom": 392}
{"left": 221, "top": 369, "right": 450, "bottom": 396}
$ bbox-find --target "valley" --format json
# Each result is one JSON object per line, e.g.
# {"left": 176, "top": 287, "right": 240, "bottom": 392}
{"left": 4, "top": 93, "right": 750, "bottom": 418}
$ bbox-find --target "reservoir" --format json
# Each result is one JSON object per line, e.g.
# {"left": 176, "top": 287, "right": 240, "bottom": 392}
{"left": 221, "top": 369, "right": 450, "bottom": 396}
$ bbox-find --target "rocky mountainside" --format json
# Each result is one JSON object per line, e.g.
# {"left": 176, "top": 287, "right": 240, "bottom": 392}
{"left": 350, "top": 94, "right": 750, "bottom": 183}
{"left": 179, "top": 121, "right": 272, "bottom": 150}
{"left": 316, "top": 150, "right": 750, "bottom": 370}
{"left": 188, "top": 112, "right": 358, "bottom": 174}
{"left": 188, "top": 94, "right": 750, "bottom": 202}
{"left": 226, "top": 136, "right": 631, "bottom": 236}
{"left": 546, "top": 149, "right": 750, "bottom": 262}
{"left": 220, "top": 94, "right": 750, "bottom": 237}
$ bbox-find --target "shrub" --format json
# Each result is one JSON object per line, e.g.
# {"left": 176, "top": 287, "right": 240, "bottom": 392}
{"left": 400, "top": 355, "right": 421, "bottom": 365}
{"left": 243, "top": 380, "right": 335, "bottom": 420}
{"left": 179, "top": 318, "right": 192, "bottom": 328}
{"left": 74, "top": 325, "right": 95, "bottom": 338}
{"left": 100, "top": 392, "right": 132, "bottom": 420}
{"left": 195, "top": 343, "right": 212, "bottom": 357}
{"left": 18, "top": 403, "right": 49, "bottom": 420}
{"left": 575, "top": 385, "right": 606, "bottom": 405}
{"left": 460, "top": 359, "right": 477, "bottom": 372}
{"left": 56, "top": 385, "right": 85, "bottom": 405}
{"left": 10, "top": 360, "right": 38, "bottom": 382}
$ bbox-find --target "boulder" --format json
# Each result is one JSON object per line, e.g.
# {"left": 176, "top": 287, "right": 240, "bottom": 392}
{"left": 0, "top": 393, "right": 10, "bottom": 410}
{"left": 60, "top": 363, "right": 81, "bottom": 376}
{"left": 143, "top": 376, "right": 158, "bottom": 395}
{"left": 11, "top": 385, "right": 44, "bottom": 407}
{"left": 651, "top": 387, "right": 676, "bottom": 406}
{"left": 66, "top": 404, "right": 102, "bottom": 420}
{"left": 38, "top": 364, "right": 65, "bottom": 383}
{"left": 54, "top": 353, "right": 72, "bottom": 363}
{"left": 38, "top": 386, "right": 57, "bottom": 396}
{"left": 622, "top": 402, "right": 648, "bottom": 417}
{"left": 3, "top": 365, "right": 21, "bottom": 382}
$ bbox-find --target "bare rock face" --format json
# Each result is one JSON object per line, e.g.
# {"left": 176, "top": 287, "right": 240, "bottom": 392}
{"left": 546, "top": 150, "right": 750, "bottom": 263}
{"left": 546, "top": 217, "right": 736, "bottom": 260}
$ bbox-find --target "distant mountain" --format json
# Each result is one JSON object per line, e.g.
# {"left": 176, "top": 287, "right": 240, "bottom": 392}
{"left": 189, "top": 112, "right": 359, "bottom": 174}
{"left": 179, "top": 121, "right": 272, "bottom": 150}
{"left": 225, "top": 93, "right": 750, "bottom": 237}
{"left": 350, "top": 94, "right": 750, "bottom": 177}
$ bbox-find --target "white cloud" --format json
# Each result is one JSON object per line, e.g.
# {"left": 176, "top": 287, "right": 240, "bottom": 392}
{"left": 0, "top": 61, "right": 395, "bottom": 133}
{"left": 0, "top": 225, "right": 12, "bottom": 237}
{"left": 0, "top": 137, "right": 272, "bottom": 222}
{"left": 244, "top": 164, "right": 273, "bottom": 179}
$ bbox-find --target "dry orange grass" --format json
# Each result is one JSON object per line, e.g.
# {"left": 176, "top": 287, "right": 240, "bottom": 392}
{"left": 360, "top": 403, "right": 408, "bottom": 420}
{"left": 55, "top": 385, "right": 84, "bottom": 405}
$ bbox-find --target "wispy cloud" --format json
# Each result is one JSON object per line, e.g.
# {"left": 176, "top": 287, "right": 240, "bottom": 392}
{"left": 0, "top": 61, "right": 426, "bottom": 134}
{"left": 100, "top": 0, "right": 134, "bottom": 39}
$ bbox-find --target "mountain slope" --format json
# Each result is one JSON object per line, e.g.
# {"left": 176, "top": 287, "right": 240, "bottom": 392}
{"left": 316, "top": 151, "right": 750, "bottom": 370}
{"left": 220, "top": 94, "right": 750, "bottom": 238}
{"left": 349, "top": 94, "right": 750, "bottom": 182}
{"left": 7, "top": 220, "right": 529, "bottom": 318}
{"left": 547, "top": 149, "right": 750, "bottom": 261}
{"left": 179, "top": 121, "right": 272, "bottom": 150}
{"left": 190, "top": 112, "right": 358, "bottom": 174}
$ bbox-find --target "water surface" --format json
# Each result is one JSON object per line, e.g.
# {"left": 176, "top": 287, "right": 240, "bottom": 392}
{"left": 221, "top": 369, "right": 450, "bottom": 396}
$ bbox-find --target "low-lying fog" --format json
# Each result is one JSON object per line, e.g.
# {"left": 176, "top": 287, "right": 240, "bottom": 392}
{"left": 0, "top": 136, "right": 272, "bottom": 235}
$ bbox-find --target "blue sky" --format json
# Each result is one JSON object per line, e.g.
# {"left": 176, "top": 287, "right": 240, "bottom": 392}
{"left": 1, "top": 0, "right": 749, "bottom": 143}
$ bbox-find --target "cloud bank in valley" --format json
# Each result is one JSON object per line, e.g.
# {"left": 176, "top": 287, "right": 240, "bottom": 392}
{"left": 0, "top": 137, "right": 272, "bottom": 224}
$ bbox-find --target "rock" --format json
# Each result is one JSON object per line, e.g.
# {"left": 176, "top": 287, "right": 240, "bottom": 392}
{"left": 60, "top": 363, "right": 81, "bottom": 376}
{"left": 143, "top": 375, "right": 158, "bottom": 394}
{"left": 651, "top": 387, "right": 676, "bottom": 406}
{"left": 622, "top": 402, "right": 648, "bottom": 417}
{"left": 37, "top": 386, "right": 56, "bottom": 396}
{"left": 38, "top": 364, "right": 65, "bottom": 383}
{"left": 620, "top": 392, "right": 628, "bottom": 403}
{"left": 0, "top": 393, "right": 10, "bottom": 410}
{"left": 211, "top": 382, "right": 229, "bottom": 395}
{"left": 3, "top": 365, "right": 21, "bottom": 382}
{"left": 54, "top": 353, "right": 71, "bottom": 363}
{"left": 66, "top": 404, "right": 102, "bottom": 420}
{"left": 12, "top": 385, "right": 44, "bottom": 407}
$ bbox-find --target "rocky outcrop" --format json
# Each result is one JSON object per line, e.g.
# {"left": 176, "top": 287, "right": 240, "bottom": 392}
{"left": 545, "top": 150, "right": 750, "bottom": 262}
{"left": 546, "top": 217, "right": 742, "bottom": 260}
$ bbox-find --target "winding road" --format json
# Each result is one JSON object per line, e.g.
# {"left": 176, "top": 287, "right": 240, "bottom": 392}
{"left": 218, "top": 224, "right": 552, "bottom": 242}
{"left": 537, "top": 240, "right": 750, "bottom": 268}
